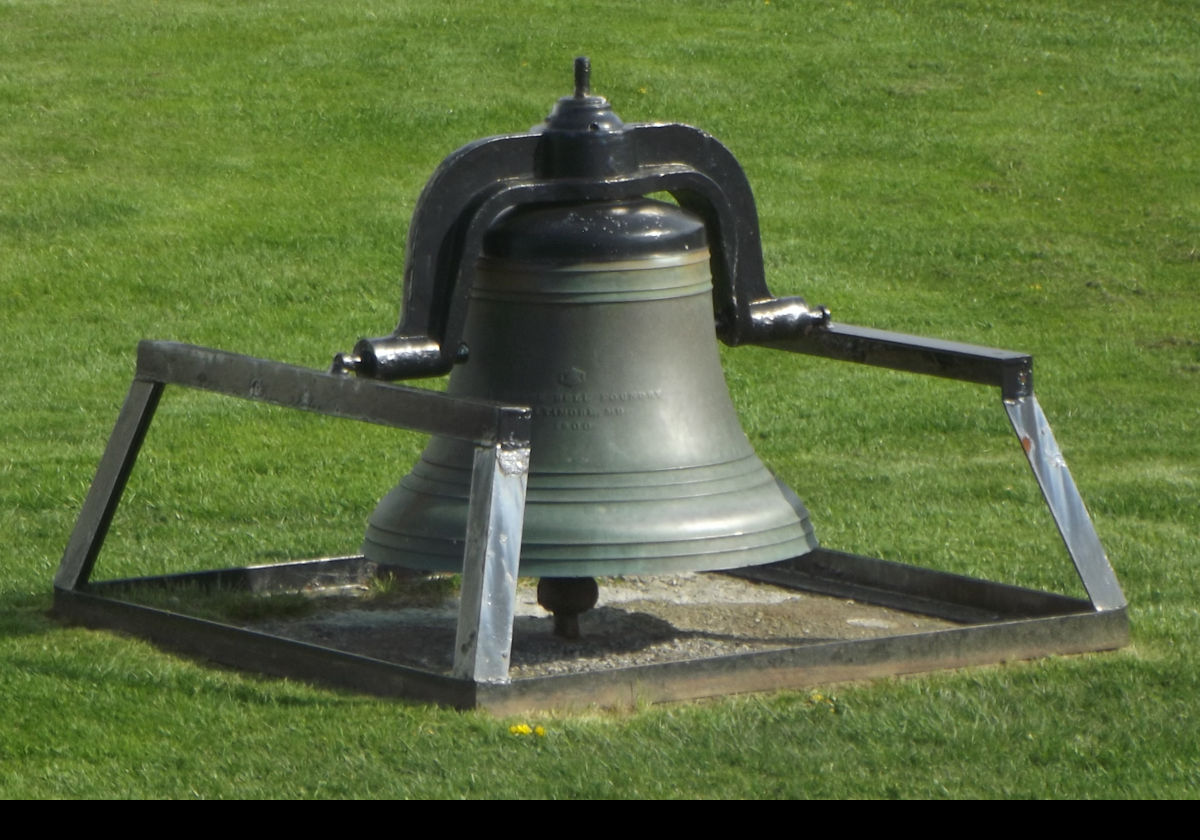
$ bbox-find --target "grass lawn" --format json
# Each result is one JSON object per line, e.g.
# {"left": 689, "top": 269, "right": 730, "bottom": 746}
{"left": 2, "top": 0, "right": 1197, "bottom": 798}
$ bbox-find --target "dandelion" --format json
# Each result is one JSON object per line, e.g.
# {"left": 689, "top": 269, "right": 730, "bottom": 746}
{"left": 807, "top": 688, "right": 837, "bottom": 713}
{"left": 509, "top": 722, "right": 547, "bottom": 737}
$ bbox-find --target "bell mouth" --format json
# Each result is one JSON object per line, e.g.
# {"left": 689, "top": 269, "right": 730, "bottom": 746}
{"left": 364, "top": 454, "right": 818, "bottom": 578}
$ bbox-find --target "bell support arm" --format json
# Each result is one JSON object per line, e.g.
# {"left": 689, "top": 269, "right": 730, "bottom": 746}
{"left": 340, "top": 123, "right": 828, "bottom": 381}
{"left": 761, "top": 321, "right": 1034, "bottom": 399}
{"left": 756, "top": 323, "right": 1125, "bottom": 612}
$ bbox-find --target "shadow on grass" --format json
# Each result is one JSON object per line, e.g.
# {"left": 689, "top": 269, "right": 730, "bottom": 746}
{"left": 0, "top": 591, "right": 59, "bottom": 639}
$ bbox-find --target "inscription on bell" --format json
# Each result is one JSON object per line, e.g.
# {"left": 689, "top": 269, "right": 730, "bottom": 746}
{"left": 536, "top": 405, "right": 600, "bottom": 418}
{"left": 534, "top": 389, "right": 665, "bottom": 431}
{"left": 601, "top": 389, "right": 663, "bottom": 402}
{"left": 531, "top": 388, "right": 665, "bottom": 405}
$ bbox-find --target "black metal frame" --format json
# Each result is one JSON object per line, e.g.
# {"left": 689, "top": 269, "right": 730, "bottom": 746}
{"left": 53, "top": 331, "right": 1127, "bottom": 712}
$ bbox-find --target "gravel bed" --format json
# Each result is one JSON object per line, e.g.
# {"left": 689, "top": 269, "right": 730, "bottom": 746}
{"left": 251, "top": 572, "right": 957, "bottom": 678}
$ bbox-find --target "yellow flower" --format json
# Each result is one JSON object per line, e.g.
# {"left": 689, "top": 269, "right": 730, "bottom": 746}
{"left": 534, "top": 725, "right": 546, "bottom": 737}
{"left": 510, "top": 723, "right": 533, "bottom": 735}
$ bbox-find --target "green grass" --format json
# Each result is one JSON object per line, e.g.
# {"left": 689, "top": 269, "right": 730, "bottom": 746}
{"left": 2, "top": 0, "right": 1198, "bottom": 798}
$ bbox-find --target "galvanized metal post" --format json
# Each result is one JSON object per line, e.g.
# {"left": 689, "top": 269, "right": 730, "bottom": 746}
{"left": 452, "top": 443, "right": 530, "bottom": 683}
{"left": 1005, "top": 394, "right": 1126, "bottom": 611}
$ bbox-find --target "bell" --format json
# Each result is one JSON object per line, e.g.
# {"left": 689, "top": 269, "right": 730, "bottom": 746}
{"left": 347, "top": 58, "right": 829, "bottom": 584}
{"left": 365, "top": 196, "right": 817, "bottom": 576}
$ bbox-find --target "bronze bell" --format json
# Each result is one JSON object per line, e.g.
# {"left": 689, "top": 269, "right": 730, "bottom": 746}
{"left": 339, "top": 58, "right": 829, "bottom": 585}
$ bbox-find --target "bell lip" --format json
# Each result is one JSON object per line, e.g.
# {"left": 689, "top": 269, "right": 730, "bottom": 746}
{"left": 363, "top": 463, "right": 820, "bottom": 579}
{"left": 362, "top": 532, "right": 821, "bottom": 579}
